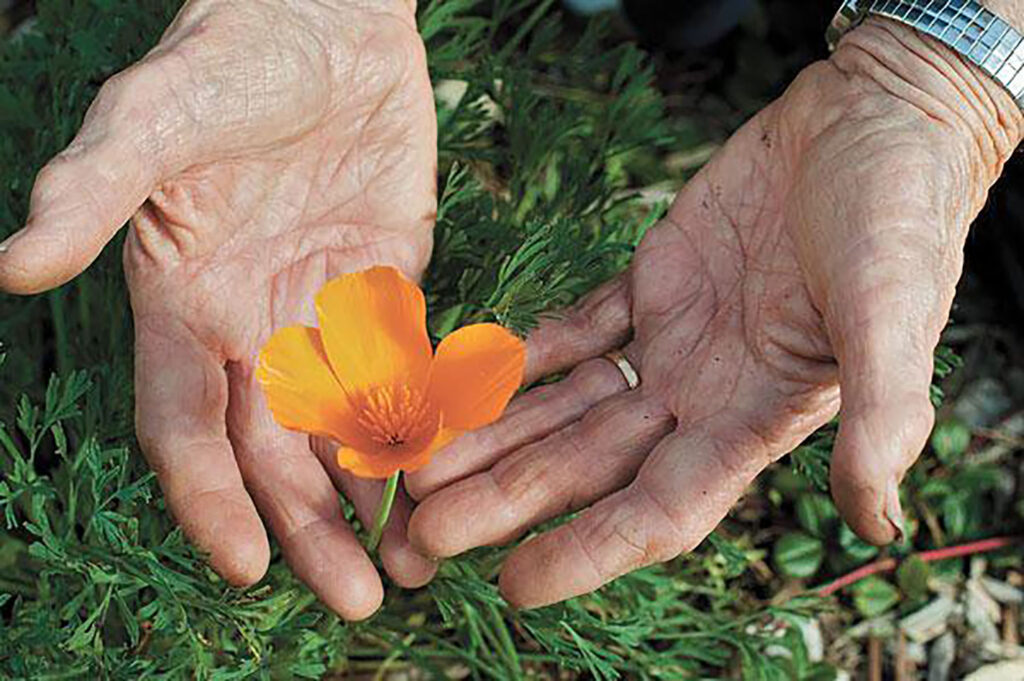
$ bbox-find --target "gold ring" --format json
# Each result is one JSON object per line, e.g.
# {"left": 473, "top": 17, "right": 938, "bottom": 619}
{"left": 604, "top": 349, "right": 640, "bottom": 390}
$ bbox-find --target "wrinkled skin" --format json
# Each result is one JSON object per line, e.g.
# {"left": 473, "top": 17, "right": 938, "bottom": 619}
{"left": 406, "top": 20, "right": 1023, "bottom": 608}
{"left": 0, "top": 0, "right": 436, "bottom": 620}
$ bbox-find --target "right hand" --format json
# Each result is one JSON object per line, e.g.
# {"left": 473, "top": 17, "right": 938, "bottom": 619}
{"left": 0, "top": 0, "right": 437, "bottom": 620}
{"left": 405, "top": 17, "right": 1021, "bottom": 608}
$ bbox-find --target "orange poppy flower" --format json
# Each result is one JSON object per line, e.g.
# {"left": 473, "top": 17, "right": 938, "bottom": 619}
{"left": 256, "top": 266, "right": 526, "bottom": 479}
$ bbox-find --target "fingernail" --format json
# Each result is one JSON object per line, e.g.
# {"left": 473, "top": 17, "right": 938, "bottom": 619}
{"left": 885, "top": 478, "right": 906, "bottom": 544}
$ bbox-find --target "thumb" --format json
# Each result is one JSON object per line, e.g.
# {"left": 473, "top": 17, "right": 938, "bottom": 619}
{"left": 828, "top": 262, "right": 948, "bottom": 546}
{"left": 0, "top": 60, "right": 195, "bottom": 294}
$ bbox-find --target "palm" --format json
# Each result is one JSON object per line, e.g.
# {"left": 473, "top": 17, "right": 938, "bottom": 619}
{"left": 635, "top": 67, "right": 968, "bottom": 506}
{"left": 631, "top": 164, "right": 839, "bottom": 470}
{"left": 1, "top": 0, "right": 438, "bottom": 619}
{"left": 127, "top": 90, "right": 436, "bottom": 362}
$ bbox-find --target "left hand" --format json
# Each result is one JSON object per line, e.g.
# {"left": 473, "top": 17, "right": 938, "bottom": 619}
{"left": 404, "top": 19, "right": 1023, "bottom": 609}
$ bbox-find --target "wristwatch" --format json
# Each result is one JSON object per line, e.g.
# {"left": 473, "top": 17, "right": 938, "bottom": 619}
{"left": 828, "top": 0, "right": 1024, "bottom": 111}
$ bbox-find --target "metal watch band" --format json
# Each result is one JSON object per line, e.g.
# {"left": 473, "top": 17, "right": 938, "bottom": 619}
{"left": 828, "top": 0, "right": 1024, "bottom": 111}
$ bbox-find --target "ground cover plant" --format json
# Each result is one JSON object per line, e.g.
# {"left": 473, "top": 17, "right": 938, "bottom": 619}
{"left": 0, "top": 1, "right": 1022, "bottom": 679}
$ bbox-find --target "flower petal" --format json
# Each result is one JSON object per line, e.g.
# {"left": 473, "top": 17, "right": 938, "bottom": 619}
{"left": 336, "top": 429, "right": 460, "bottom": 480}
{"left": 427, "top": 323, "right": 525, "bottom": 430}
{"left": 256, "top": 326, "right": 375, "bottom": 448}
{"left": 316, "top": 266, "right": 433, "bottom": 397}
{"left": 336, "top": 445, "right": 406, "bottom": 479}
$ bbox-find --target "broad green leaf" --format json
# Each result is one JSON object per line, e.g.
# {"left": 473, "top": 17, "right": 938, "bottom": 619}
{"left": 795, "top": 493, "right": 839, "bottom": 538}
{"left": 852, "top": 577, "right": 900, "bottom": 618}
{"left": 896, "top": 556, "right": 931, "bottom": 601}
{"left": 773, "top": 532, "right": 824, "bottom": 579}
{"left": 839, "top": 523, "right": 879, "bottom": 562}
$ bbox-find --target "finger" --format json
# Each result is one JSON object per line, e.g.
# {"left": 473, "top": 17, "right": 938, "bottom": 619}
{"left": 498, "top": 405, "right": 835, "bottom": 609}
{"left": 134, "top": 320, "right": 269, "bottom": 587}
{"left": 406, "top": 356, "right": 631, "bottom": 500}
{"left": 353, "top": 482, "right": 437, "bottom": 589}
{"left": 310, "top": 437, "right": 437, "bottom": 589}
{"left": 0, "top": 61, "right": 188, "bottom": 294}
{"left": 409, "top": 391, "right": 674, "bottom": 558}
{"left": 828, "top": 273, "right": 943, "bottom": 545}
{"left": 230, "top": 367, "right": 383, "bottom": 621}
{"left": 523, "top": 274, "right": 633, "bottom": 383}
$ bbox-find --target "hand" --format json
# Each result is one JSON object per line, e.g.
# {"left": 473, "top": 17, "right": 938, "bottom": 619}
{"left": 405, "top": 19, "right": 1023, "bottom": 608}
{"left": 0, "top": 0, "right": 436, "bottom": 619}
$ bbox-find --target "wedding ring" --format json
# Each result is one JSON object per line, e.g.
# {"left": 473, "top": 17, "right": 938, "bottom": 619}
{"left": 603, "top": 349, "right": 640, "bottom": 390}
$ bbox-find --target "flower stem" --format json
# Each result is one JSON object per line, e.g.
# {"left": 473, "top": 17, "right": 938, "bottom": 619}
{"left": 367, "top": 472, "right": 400, "bottom": 553}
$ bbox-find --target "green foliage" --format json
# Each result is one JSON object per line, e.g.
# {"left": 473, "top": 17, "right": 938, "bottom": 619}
{"left": 930, "top": 345, "right": 963, "bottom": 406}
{"left": 929, "top": 418, "right": 971, "bottom": 465}
{"left": 850, "top": 577, "right": 900, "bottom": 619}
{"left": 916, "top": 464, "right": 1008, "bottom": 542}
{"left": 788, "top": 431, "right": 833, "bottom": 493}
{"left": 0, "top": 1, "right": 823, "bottom": 678}
{"left": 836, "top": 523, "right": 878, "bottom": 565}
{"left": 424, "top": 6, "right": 670, "bottom": 336}
{"left": 707, "top": 531, "right": 751, "bottom": 579}
{"left": 895, "top": 556, "right": 930, "bottom": 604}
{"left": 773, "top": 532, "right": 824, "bottom": 579}
{"left": 795, "top": 493, "right": 839, "bottom": 539}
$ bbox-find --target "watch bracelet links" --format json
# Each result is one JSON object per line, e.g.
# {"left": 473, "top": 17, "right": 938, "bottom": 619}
{"left": 830, "top": 0, "right": 1024, "bottom": 111}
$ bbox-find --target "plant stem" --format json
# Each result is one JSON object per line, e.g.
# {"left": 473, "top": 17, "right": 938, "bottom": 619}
{"left": 815, "top": 535, "right": 1022, "bottom": 597}
{"left": 367, "top": 472, "right": 401, "bottom": 553}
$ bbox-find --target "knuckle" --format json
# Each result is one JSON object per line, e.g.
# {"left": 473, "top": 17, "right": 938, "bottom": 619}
{"left": 632, "top": 496, "right": 686, "bottom": 563}
{"left": 97, "top": 72, "right": 128, "bottom": 101}
{"left": 28, "top": 163, "right": 65, "bottom": 214}
{"left": 641, "top": 529, "right": 684, "bottom": 565}
{"left": 568, "top": 519, "right": 632, "bottom": 582}
{"left": 32, "top": 161, "right": 63, "bottom": 192}
{"left": 568, "top": 357, "right": 604, "bottom": 385}
{"left": 468, "top": 423, "right": 504, "bottom": 462}
{"left": 174, "top": 481, "right": 229, "bottom": 516}
{"left": 96, "top": 68, "right": 145, "bottom": 116}
{"left": 566, "top": 359, "right": 620, "bottom": 405}
{"left": 843, "top": 255, "right": 941, "bottom": 312}
{"left": 490, "top": 439, "right": 563, "bottom": 512}
{"left": 279, "top": 515, "right": 333, "bottom": 548}
{"left": 567, "top": 492, "right": 692, "bottom": 588}
{"left": 133, "top": 417, "right": 174, "bottom": 467}
{"left": 710, "top": 442, "right": 752, "bottom": 483}
{"left": 560, "top": 308, "right": 596, "bottom": 345}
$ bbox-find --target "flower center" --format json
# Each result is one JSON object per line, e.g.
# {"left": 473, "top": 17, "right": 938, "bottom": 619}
{"left": 356, "top": 385, "right": 431, "bottom": 448}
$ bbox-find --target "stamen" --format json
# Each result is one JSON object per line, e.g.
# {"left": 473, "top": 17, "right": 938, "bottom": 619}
{"left": 356, "top": 385, "right": 431, "bottom": 447}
